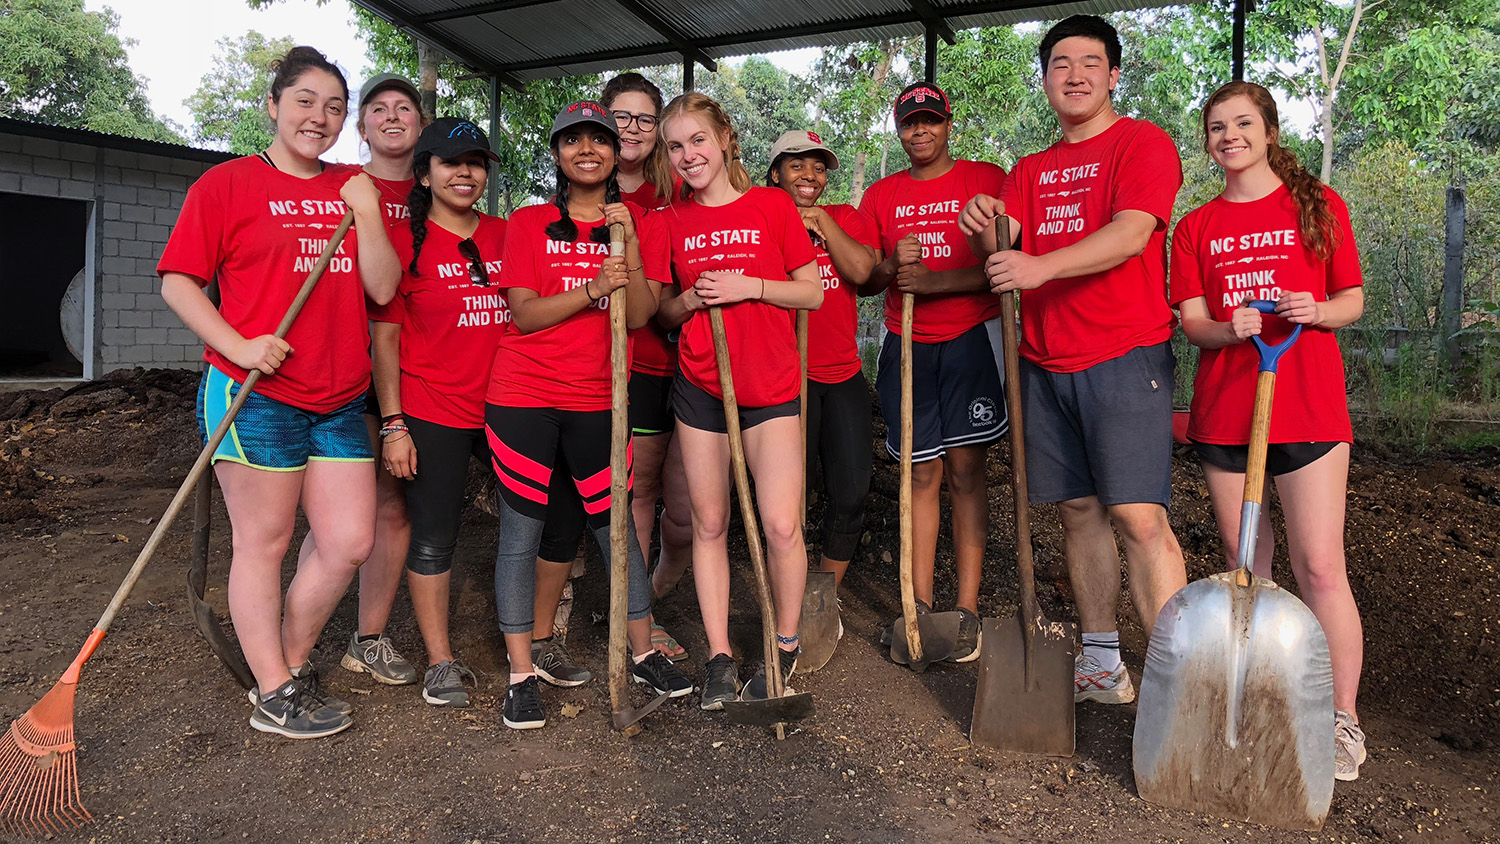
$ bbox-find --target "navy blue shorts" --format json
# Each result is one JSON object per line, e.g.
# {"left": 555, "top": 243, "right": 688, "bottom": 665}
{"left": 197, "top": 366, "right": 373, "bottom": 471}
{"left": 876, "top": 319, "right": 1008, "bottom": 463}
{"left": 1021, "top": 342, "right": 1174, "bottom": 507}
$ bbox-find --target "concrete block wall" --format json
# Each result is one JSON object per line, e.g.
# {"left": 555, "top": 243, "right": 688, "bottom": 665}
{"left": 0, "top": 128, "right": 226, "bottom": 374}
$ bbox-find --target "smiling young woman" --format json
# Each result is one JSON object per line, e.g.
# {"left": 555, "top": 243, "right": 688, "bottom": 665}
{"left": 157, "top": 45, "right": 400, "bottom": 740}
{"left": 1170, "top": 80, "right": 1367, "bottom": 782}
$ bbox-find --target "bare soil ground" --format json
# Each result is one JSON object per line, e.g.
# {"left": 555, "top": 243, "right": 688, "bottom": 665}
{"left": 0, "top": 368, "right": 1495, "bottom": 843}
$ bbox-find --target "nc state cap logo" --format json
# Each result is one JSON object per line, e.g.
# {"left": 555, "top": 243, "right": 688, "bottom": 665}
{"left": 807, "top": 131, "right": 823, "bottom": 144}
{"left": 914, "top": 92, "right": 926, "bottom": 102}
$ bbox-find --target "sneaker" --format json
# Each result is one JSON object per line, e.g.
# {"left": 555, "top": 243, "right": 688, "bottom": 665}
{"left": 632, "top": 652, "right": 694, "bottom": 698}
{"left": 502, "top": 676, "right": 546, "bottom": 730}
{"left": 881, "top": 599, "right": 931, "bottom": 647}
{"left": 423, "top": 659, "right": 477, "bottom": 708}
{"left": 700, "top": 653, "right": 740, "bottom": 711}
{"left": 531, "top": 637, "right": 592, "bottom": 687}
{"left": 1335, "top": 710, "right": 1367, "bottom": 782}
{"left": 340, "top": 632, "right": 418, "bottom": 685}
{"left": 741, "top": 647, "right": 800, "bottom": 702}
{"left": 247, "top": 663, "right": 353, "bottom": 716}
{"left": 249, "top": 680, "right": 352, "bottom": 739}
{"left": 947, "top": 608, "right": 983, "bottom": 664}
{"left": 1074, "top": 652, "right": 1136, "bottom": 704}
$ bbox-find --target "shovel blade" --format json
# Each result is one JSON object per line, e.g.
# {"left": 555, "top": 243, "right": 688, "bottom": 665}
{"left": 721, "top": 692, "right": 815, "bottom": 727}
{"left": 610, "top": 689, "right": 672, "bottom": 732}
{"left": 969, "top": 613, "right": 1077, "bottom": 756}
{"left": 889, "top": 611, "right": 962, "bottom": 672}
{"left": 797, "top": 571, "right": 840, "bottom": 673}
{"left": 1134, "top": 572, "right": 1334, "bottom": 831}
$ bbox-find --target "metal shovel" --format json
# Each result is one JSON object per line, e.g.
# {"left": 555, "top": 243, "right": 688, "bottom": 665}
{"left": 888, "top": 291, "right": 962, "bottom": 670}
{"left": 1134, "top": 300, "right": 1334, "bottom": 829}
{"left": 969, "top": 282, "right": 1077, "bottom": 756}
{"left": 796, "top": 309, "right": 840, "bottom": 673}
{"left": 709, "top": 307, "right": 814, "bottom": 737}
{"left": 605, "top": 222, "right": 671, "bottom": 734}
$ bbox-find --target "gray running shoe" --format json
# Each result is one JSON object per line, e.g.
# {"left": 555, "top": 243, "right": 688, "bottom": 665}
{"left": 422, "top": 659, "right": 477, "bottom": 708}
{"left": 1335, "top": 709, "right": 1367, "bottom": 781}
{"left": 250, "top": 680, "right": 352, "bottom": 739}
{"left": 700, "top": 653, "right": 740, "bottom": 711}
{"left": 632, "top": 651, "right": 694, "bottom": 698}
{"left": 502, "top": 676, "right": 546, "bottom": 730}
{"left": 740, "top": 647, "right": 799, "bottom": 702}
{"left": 341, "top": 632, "right": 419, "bottom": 685}
{"left": 247, "top": 662, "right": 354, "bottom": 716}
{"left": 532, "top": 637, "right": 592, "bottom": 687}
{"left": 947, "top": 608, "right": 983, "bottom": 663}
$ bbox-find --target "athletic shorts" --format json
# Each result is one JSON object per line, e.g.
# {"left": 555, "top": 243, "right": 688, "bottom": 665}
{"left": 629, "top": 371, "right": 675, "bottom": 436}
{"left": 1021, "top": 342, "right": 1174, "bottom": 507}
{"left": 1192, "top": 440, "right": 1342, "bottom": 477}
{"left": 876, "top": 319, "right": 1008, "bottom": 463}
{"left": 672, "top": 376, "right": 799, "bottom": 435}
{"left": 197, "top": 366, "right": 373, "bottom": 471}
{"left": 485, "top": 404, "right": 628, "bottom": 532}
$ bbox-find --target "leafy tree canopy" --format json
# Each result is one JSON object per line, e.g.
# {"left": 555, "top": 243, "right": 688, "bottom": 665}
{"left": 185, "top": 31, "right": 298, "bottom": 154}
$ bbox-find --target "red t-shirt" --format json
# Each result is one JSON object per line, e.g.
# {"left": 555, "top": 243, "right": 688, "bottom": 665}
{"left": 1170, "top": 184, "right": 1361, "bottom": 444}
{"left": 369, "top": 174, "right": 415, "bottom": 226}
{"left": 660, "top": 187, "right": 819, "bottom": 406}
{"left": 157, "top": 156, "right": 370, "bottom": 412}
{"left": 1001, "top": 117, "right": 1182, "bottom": 373}
{"left": 621, "top": 178, "right": 679, "bottom": 377}
{"left": 859, "top": 159, "right": 1006, "bottom": 343}
{"left": 370, "top": 215, "right": 508, "bottom": 428}
{"left": 621, "top": 180, "right": 670, "bottom": 212}
{"left": 808, "top": 204, "right": 879, "bottom": 384}
{"left": 488, "top": 201, "right": 669, "bottom": 411}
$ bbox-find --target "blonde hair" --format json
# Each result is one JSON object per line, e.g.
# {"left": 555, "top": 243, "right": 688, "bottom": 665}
{"left": 652, "top": 92, "right": 751, "bottom": 200}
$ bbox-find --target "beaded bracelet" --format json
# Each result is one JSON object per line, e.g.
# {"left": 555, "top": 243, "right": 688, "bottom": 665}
{"left": 378, "top": 424, "right": 409, "bottom": 438}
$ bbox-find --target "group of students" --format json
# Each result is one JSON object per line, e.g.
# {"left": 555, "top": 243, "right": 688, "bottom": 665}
{"left": 156, "top": 13, "right": 1369, "bottom": 783}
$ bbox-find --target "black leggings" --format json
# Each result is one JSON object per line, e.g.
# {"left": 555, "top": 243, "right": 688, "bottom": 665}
{"left": 403, "top": 416, "right": 490, "bottom": 576}
{"left": 806, "top": 374, "right": 873, "bottom": 562}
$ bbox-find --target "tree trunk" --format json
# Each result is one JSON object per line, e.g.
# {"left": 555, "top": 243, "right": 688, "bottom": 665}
{"left": 416, "top": 39, "right": 439, "bottom": 120}
{"left": 847, "top": 41, "right": 896, "bottom": 207}
{"left": 1320, "top": 91, "right": 1335, "bottom": 184}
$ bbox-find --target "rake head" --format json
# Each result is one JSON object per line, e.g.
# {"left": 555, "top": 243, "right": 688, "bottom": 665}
{"left": 0, "top": 677, "right": 90, "bottom": 837}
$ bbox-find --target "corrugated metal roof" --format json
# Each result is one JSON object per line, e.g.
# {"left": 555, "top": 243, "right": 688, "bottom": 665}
{"left": 353, "top": 0, "right": 1195, "bottom": 84}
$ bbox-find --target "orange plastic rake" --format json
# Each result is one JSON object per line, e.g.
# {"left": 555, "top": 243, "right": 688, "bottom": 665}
{"left": 0, "top": 212, "right": 354, "bottom": 836}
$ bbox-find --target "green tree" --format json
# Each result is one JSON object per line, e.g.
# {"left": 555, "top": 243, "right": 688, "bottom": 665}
{"left": 185, "top": 31, "right": 297, "bottom": 154}
{"left": 0, "top": 0, "right": 180, "bottom": 142}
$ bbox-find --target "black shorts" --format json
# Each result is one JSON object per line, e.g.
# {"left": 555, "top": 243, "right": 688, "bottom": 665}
{"left": 876, "top": 319, "right": 1007, "bottom": 463}
{"left": 671, "top": 376, "right": 799, "bottom": 435}
{"left": 629, "top": 371, "right": 675, "bottom": 436}
{"left": 1022, "top": 342, "right": 1175, "bottom": 507}
{"left": 363, "top": 382, "right": 380, "bottom": 418}
{"left": 1192, "top": 440, "right": 1342, "bottom": 477}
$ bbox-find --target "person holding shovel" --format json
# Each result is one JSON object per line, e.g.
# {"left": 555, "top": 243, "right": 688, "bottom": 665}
{"left": 366, "top": 117, "right": 507, "bottom": 709}
{"left": 158, "top": 45, "right": 400, "bottom": 738}
{"left": 487, "top": 101, "right": 692, "bottom": 731}
{"left": 766, "top": 130, "right": 879, "bottom": 593}
{"left": 959, "top": 14, "right": 1187, "bottom": 703}
{"left": 653, "top": 93, "right": 822, "bottom": 710}
{"left": 1171, "top": 81, "right": 1367, "bottom": 780}
{"left": 859, "top": 82, "right": 1009, "bottom": 663}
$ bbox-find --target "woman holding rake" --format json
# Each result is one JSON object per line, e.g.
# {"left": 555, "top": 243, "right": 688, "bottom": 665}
{"left": 158, "top": 46, "right": 400, "bottom": 739}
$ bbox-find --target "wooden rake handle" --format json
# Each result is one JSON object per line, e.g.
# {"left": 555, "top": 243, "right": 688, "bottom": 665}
{"left": 798, "top": 309, "right": 809, "bottom": 528}
{"left": 605, "top": 223, "right": 634, "bottom": 728}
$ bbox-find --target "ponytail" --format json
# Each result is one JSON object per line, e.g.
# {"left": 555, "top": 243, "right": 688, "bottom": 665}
{"left": 406, "top": 154, "right": 433, "bottom": 274}
{"left": 1201, "top": 81, "right": 1340, "bottom": 263}
{"left": 726, "top": 129, "right": 751, "bottom": 193}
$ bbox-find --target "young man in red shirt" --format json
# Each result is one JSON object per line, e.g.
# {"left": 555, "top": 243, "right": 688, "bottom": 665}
{"left": 960, "top": 15, "right": 1188, "bottom": 702}
{"left": 861, "top": 83, "right": 1008, "bottom": 662}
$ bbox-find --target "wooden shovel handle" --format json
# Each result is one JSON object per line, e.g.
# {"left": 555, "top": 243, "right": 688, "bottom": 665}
{"left": 899, "top": 292, "right": 922, "bottom": 662}
{"left": 93, "top": 210, "right": 355, "bottom": 636}
{"left": 606, "top": 223, "right": 633, "bottom": 726}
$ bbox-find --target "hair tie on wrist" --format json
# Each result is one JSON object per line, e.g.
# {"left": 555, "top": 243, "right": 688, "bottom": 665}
{"left": 759, "top": 278, "right": 765, "bottom": 301}
{"left": 585, "top": 282, "right": 599, "bottom": 302}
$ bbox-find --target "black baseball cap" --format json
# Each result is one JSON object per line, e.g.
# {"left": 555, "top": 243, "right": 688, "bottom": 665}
{"left": 550, "top": 100, "right": 620, "bottom": 144}
{"left": 414, "top": 118, "right": 500, "bottom": 162}
{"left": 894, "top": 82, "right": 953, "bottom": 123}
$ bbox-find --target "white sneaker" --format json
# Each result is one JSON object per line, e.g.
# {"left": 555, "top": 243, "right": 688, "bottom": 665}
{"left": 1074, "top": 652, "right": 1136, "bottom": 704}
{"left": 1335, "top": 710, "right": 1366, "bottom": 781}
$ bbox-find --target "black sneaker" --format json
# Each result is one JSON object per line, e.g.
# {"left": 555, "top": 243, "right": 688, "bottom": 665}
{"left": 247, "top": 662, "right": 353, "bottom": 716}
{"left": 741, "top": 647, "right": 800, "bottom": 701}
{"left": 502, "top": 676, "right": 546, "bottom": 730}
{"left": 422, "top": 659, "right": 477, "bottom": 708}
{"left": 249, "top": 680, "right": 352, "bottom": 739}
{"left": 632, "top": 652, "right": 694, "bottom": 698}
{"left": 700, "top": 653, "right": 740, "bottom": 711}
{"left": 881, "top": 599, "right": 932, "bottom": 647}
{"left": 532, "top": 637, "right": 592, "bottom": 687}
{"left": 948, "top": 608, "right": 983, "bottom": 663}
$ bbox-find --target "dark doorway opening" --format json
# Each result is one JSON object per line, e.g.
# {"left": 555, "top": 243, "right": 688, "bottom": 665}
{"left": 0, "top": 192, "right": 88, "bottom": 378}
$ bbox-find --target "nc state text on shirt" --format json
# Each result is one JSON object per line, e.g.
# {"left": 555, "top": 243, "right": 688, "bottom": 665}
{"left": 1208, "top": 228, "right": 1298, "bottom": 255}
{"left": 894, "top": 200, "right": 962, "bottom": 218}
{"left": 267, "top": 199, "right": 350, "bottom": 216}
{"left": 1037, "top": 163, "right": 1102, "bottom": 184}
{"left": 681, "top": 230, "right": 763, "bottom": 251}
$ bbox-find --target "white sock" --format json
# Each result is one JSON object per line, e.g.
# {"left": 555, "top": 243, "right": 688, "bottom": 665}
{"left": 509, "top": 671, "right": 535, "bottom": 685}
{"left": 633, "top": 650, "right": 651, "bottom": 665}
{"left": 1081, "top": 632, "right": 1122, "bottom": 672}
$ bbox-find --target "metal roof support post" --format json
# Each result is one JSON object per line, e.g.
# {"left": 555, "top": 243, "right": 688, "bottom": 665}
{"left": 684, "top": 56, "right": 695, "bottom": 92}
{"left": 488, "top": 75, "right": 501, "bottom": 215}
{"left": 1232, "top": 0, "right": 1247, "bottom": 81}
{"left": 924, "top": 24, "right": 938, "bottom": 83}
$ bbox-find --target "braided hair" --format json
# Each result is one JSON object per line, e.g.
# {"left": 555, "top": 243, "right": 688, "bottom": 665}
{"left": 543, "top": 132, "right": 623, "bottom": 243}
{"left": 653, "top": 92, "right": 752, "bottom": 202}
{"left": 1202, "top": 81, "right": 1340, "bottom": 262}
{"left": 406, "top": 153, "right": 433, "bottom": 275}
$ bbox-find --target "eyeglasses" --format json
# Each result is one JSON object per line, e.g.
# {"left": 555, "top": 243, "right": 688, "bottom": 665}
{"left": 456, "top": 238, "right": 490, "bottom": 287}
{"left": 612, "top": 110, "right": 658, "bottom": 131}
